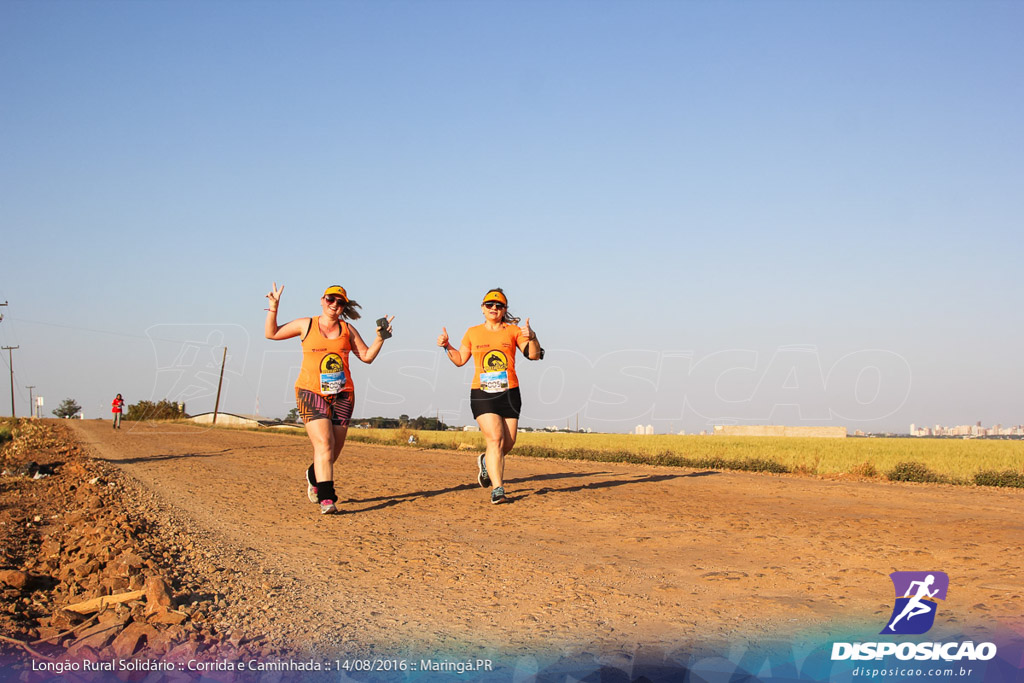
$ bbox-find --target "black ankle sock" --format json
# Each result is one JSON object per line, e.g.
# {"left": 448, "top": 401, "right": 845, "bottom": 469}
{"left": 306, "top": 464, "right": 316, "bottom": 486}
{"left": 316, "top": 481, "right": 336, "bottom": 503}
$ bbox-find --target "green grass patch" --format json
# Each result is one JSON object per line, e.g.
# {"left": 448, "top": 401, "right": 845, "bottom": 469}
{"left": 973, "top": 470, "right": 1024, "bottom": 488}
{"left": 0, "top": 418, "right": 22, "bottom": 445}
{"left": 885, "top": 461, "right": 949, "bottom": 484}
{"left": 509, "top": 444, "right": 790, "bottom": 473}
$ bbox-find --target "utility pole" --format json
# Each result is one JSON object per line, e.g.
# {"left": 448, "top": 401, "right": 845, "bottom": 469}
{"left": 0, "top": 301, "right": 7, "bottom": 322}
{"left": 2, "top": 346, "right": 18, "bottom": 418}
{"left": 212, "top": 347, "right": 227, "bottom": 425}
{"left": 26, "top": 386, "right": 35, "bottom": 418}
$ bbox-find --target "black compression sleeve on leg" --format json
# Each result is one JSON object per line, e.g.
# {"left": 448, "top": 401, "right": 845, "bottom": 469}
{"left": 315, "top": 481, "right": 337, "bottom": 503}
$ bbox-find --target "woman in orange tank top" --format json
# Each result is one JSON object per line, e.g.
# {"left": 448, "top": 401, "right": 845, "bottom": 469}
{"left": 266, "top": 282, "right": 394, "bottom": 515}
{"left": 437, "top": 288, "right": 542, "bottom": 505}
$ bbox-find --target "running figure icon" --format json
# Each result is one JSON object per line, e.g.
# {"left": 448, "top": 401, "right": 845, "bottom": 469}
{"left": 888, "top": 574, "right": 938, "bottom": 631}
{"left": 881, "top": 571, "right": 949, "bottom": 635}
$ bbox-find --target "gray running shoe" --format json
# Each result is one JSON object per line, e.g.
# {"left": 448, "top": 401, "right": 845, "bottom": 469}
{"left": 320, "top": 500, "right": 338, "bottom": 515}
{"left": 477, "top": 453, "right": 491, "bottom": 488}
{"left": 490, "top": 486, "right": 506, "bottom": 505}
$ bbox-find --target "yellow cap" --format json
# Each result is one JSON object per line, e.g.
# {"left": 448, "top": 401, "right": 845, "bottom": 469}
{"left": 323, "top": 285, "right": 348, "bottom": 301}
{"left": 482, "top": 290, "right": 507, "bottom": 306}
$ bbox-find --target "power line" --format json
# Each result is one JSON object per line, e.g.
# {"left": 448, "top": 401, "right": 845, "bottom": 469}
{"left": 7, "top": 317, "right": 223, "bottom": 346}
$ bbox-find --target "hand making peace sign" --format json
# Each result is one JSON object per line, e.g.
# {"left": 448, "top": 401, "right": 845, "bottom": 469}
{"left": 266, "top": 282, "right": 284, "bottom": 310}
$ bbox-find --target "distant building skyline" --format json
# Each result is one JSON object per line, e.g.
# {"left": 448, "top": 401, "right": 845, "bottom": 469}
{"left": 910, "top": 422, "right": 1023, "bottom": 437}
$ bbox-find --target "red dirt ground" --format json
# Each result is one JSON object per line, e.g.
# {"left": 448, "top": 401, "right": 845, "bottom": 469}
{"left": 56, "top": 418, "right": 1022, "bottom": 663}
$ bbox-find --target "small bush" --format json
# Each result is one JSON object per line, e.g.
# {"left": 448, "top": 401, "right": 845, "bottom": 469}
{"left": 850, "top": 461, "right": 879, "bottom": 478}
{"left": 974, "top": 470, "right": 1024, "bottom": 488}
{"left": 125, "top": 400, "right": 186, "bottom": 421}
{"left": 727, "top": 457, "right": 790, "bottom": 474}
{"left": 0, "top": 422, "right": 13, "bottom": 446}
{"left": 886, "top": 461, "right": 947, "bottom": 484}
{"left": 792, "top": 453, "right": 824, "bottom": 476}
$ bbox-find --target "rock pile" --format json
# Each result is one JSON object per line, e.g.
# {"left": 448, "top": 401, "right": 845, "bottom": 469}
{"left": 0, "top": 420, "right": 291, "bottom": 678}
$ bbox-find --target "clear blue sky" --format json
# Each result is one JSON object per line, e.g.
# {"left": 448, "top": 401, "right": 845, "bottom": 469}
{"left": 2, "top": 1, "right": 1021, "bottom": 433}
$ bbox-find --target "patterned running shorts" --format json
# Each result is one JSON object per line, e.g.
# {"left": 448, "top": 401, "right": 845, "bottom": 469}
{"left": 295, "top": 388, "right": 354, "bottom": 426}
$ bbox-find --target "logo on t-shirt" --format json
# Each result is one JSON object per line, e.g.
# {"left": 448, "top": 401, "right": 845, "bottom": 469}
{"left": 483, "top": 350, "right": 508, "bottom": 371}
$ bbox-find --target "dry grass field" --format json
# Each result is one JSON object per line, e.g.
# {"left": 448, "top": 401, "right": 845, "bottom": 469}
{"left": 343, "top": 428, "right": 1023, "bottom": 484}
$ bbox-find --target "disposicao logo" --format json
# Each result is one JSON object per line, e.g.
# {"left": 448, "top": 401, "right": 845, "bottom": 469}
{"left": 881, "top": 571, "right": 949, "bottom": 635}
{"left": 831, "top": 571, "right": 998, "bottom": 663}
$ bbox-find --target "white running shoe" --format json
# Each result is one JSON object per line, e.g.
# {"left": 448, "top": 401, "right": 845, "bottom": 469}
{"left": 320, "top": 500, "right": 338, "bottom": 515}
{"left": 305, "top": 474, "right": 318, "bottom": 504}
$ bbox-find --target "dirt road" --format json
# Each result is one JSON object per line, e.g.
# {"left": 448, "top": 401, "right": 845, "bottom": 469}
{"left": 66, "top": 419, "right": 1023, "bottom": 662}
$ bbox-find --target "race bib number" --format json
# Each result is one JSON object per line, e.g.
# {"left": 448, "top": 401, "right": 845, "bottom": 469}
{"left": 320, "top": 353, "right": 346, "bottom": 395}
{"left": 320, "top": 371, "right": 345, "bottom": 395}
{"left": 480, "top": 370, "right": 509, "bottom": 393}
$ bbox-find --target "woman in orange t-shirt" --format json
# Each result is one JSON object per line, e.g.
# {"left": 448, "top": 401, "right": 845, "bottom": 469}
{"left": 437, "top": 288, "right": 542, "bottom": 505}
{"left": 265, "top": 282, "right": 393, "bottom": 515}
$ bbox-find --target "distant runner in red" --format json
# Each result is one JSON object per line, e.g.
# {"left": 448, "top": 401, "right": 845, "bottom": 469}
{"left": 265, "top": 283, "right": 393, "bottom": 515}
{"left": 437, "top": 288, "right": 543, "bottom": 505}
{"left": 111, "top": 394, "right": 124, "bottom": 430}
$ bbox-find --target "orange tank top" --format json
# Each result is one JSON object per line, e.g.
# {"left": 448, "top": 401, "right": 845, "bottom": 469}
{"left": 295, "top": 316, "right": 354, "bottom": 395}
{"left": 462, "top": 323, "right": 522, "bottom": 391}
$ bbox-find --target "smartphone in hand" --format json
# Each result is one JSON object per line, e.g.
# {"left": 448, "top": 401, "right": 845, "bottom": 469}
{"left": 376, "top": 317, "right": 392, "bottom": 340}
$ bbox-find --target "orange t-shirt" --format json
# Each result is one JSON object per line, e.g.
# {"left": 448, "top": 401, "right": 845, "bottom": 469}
{"left": 295, "top": 316, "right": 354, "bottom": 395}
{"left": 462, "top": 323, "right": 522, "bottom": 392}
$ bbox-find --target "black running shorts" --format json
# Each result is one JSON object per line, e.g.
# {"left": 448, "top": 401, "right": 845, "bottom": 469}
{"left": 470, "top": 387, "right": 522, "bottom": 419}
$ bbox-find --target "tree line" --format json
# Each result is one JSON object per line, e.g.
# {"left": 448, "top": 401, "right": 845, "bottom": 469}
{"left": 354, "top": 415, "right": 449, "bottom": 431}
{"left": 51, "top": 398, "right": 186, "bottom": 421}
{"left": 51, "top": 398, "right": 442, "bottom": 430}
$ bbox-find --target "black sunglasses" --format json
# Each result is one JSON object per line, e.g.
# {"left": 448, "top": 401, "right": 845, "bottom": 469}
{"left": 324, "top": 296, "right": 346, "bottom": 305}
{"left": 483, "top": 302, "right": 506, "bottom": 310}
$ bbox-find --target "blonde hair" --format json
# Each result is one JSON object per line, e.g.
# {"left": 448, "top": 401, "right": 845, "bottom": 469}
{"left": 339, "top": 298, "right": 362, "bottom": 320}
